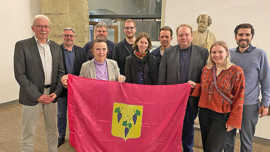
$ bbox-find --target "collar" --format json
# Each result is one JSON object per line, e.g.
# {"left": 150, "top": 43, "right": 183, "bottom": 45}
{"left": 236, "top": 44, "right": 256, "bottom": 53}
{"left": 62, "top": 44, "right": 74, "bottom": 52}
{"left": 94, "top": 59, "right": 107, "bottom": 65}
{"left": 178, "top": 45, "right": 192, "bottom": 51}
{"left": 63, "top": 48, "right": 74, "bottom": 53}
{"left": 34, "top": 36, "right": 50, "bottom": 45}
{"left": 124, "top": 37, "right": 135, "bottom": 45}
{"left": 134, "top": 50, "right": 148, "bottom": 59}
{"left": 160, "top": 45, "right": 172, "bottom": 51}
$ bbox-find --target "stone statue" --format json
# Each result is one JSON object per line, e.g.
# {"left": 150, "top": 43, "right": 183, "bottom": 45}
{"left": 192, "top": 14, "right": 216, "bottom": 51}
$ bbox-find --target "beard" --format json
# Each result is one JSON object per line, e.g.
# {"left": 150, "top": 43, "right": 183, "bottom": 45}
{"left": 126, "top": 34, "right": 135, "bottom": 39}
{"left": 237, "top": 39, "right": 250, "bottom": 48}
{"left": 96, "top": 35, "right": 107, "bottom": 40}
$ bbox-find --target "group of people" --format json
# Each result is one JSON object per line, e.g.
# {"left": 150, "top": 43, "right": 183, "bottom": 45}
{"left": 13, "top": 14, "right": 270, "bottom": 152}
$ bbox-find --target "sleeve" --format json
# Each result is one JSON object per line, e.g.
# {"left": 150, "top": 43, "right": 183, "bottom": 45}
{"left": 203, "top": 49, "right": 209, "bottom": 66}
{"left": 191, "top": 83, "right": 201, "bottom": 97}
{"left": 79, "top": 63, "right": 88, "bottom": 78}
{"left": 125, "top": 57, "right": 132, "bottom": 83}
{"left": 158, "top": 50, "right": 167, "bottom": 84}
{"left": 80, "top": 47, "right": 88, "bottom": 64}
{"left": 113, "top": 60, "right": 120, "bottom": 81}
{"left": 259, "top": 51, "right": 270, "bottom": 107}
{"left": 190, "top": 67, "right": 206, "bottom": 97}
{"left": 108, "top": 42, "right": 115, "bottom": 59}
{"left": 148, "top": 55, "right": 159, "bottom": 85}
{"left": 226, "top": 68, "right": 245, "bottom": 129}
{"left": 113, "top": 44, "right": 120, "bottom": 63}
{"left": 83, "top": 42, "right": 93, "bottom": 60}
{"left": 83, "top": 42, "right": 89, "bottom": 56}
{"left": 54, "top": 45, "right": 65, "bottom": 97}
{"left": 14, "top": 41, "right": 42, "bottom": 101}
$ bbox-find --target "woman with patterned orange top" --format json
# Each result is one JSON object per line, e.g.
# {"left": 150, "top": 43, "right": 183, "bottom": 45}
{"left": 188, "top": 41, "right": 245, "bottom": 152}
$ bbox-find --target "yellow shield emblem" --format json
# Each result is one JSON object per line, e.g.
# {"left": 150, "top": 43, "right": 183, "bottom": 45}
{"left": 111, "top": 102, "right": 143, "bottom": 141}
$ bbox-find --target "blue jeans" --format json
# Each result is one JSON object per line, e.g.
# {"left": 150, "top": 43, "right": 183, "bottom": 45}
{"left": 182, "top": 102, "right": 197, "bottom": 152}
{"left": 57, "top": 96, "right": 68, "bottom": 138}
{"left": 224, "top": 104, "right": 259, "bottom": 152}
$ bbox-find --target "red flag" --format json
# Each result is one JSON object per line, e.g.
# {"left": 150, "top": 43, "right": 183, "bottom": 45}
{"left": 68, "top": 74, "right": 190, "bottom": 152}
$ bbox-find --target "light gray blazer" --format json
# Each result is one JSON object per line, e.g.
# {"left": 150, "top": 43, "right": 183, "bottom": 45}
{"left": 80, "top": 59, "right": 120, "bottom": 81}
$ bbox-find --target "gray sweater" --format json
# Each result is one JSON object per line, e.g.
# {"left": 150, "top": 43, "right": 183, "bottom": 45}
{"left": 230, "top": 45, "right": 270, "bottom": 107}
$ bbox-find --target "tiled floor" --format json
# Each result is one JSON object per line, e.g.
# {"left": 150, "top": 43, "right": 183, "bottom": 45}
{"left": 0, "top": 102, "right": 75, "bottom": 152}
{"left": 0, "top": 102, "right": 269, "bottom": 152}
{"left": 193, "top": 121, "right": 270, "bottom": 152}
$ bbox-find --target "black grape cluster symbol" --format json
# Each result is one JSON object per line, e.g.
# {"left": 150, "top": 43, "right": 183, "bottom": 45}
{"left": 114, "top": 107, "right": 141, "bottom": 138}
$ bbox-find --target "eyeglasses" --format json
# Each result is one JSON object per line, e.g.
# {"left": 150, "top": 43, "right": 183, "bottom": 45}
{"left": 64, "top": 34, "right": 74, "bottom": 38}
{"left": 124, "top": 27, "right": 135, "bottom": 30}
{"left": 35, "top": 25, "right": 49, "bottom": 29}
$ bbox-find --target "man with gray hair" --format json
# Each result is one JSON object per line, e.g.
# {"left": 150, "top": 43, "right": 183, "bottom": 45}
{"left": 57, "top": 28, "right": 86, "bottom": 147}
{"left": 14, "top": 14, "right": 64, "bottom": 152}
{"left": 83, "top": 22, "right": 115, "bottom": 60}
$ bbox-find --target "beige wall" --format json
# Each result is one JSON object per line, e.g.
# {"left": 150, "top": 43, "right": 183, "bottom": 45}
{"left": 0, "top": 0, "right": 40, "bottom": 103}
{"left": 164, "top": 0, "right": 270, "bottom": 139}
{"left": 88, "top": 0, "right": 136, "bottom": 14}
{"left": 164, "top": 0, "right": 270, "bottom": 53}
{"left": 1, "top": 0, "right": 89, "bottom": 104}
{"left": 40, "top": 0, "right": 89, "bottom": 47}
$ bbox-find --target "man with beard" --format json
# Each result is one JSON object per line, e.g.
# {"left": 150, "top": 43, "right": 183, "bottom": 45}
{"left": 57, "top": 28, "right": 86, "bottom": 147}
{"left": 84, "top": 22, "right": 115, "bottom": 60}
{"left": 151, "top": 26, "right": 173, "bottom": 67}
{"left": 192, "top": 14, "right": 216, "bottom": 51}
{"left": 113, "top": 19, "right": 136, "bottom": 75}
{"left": 224, "top": 23, "right": 270, "bottom": 152}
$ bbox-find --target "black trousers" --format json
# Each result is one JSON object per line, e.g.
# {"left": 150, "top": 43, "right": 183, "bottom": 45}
{"left": 199, "top": 108, "right": 229, "bottom": 152}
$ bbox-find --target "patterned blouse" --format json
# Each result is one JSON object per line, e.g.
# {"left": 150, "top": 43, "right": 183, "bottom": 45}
{"left": 192, "top": 65, "right": 245, "bottom": 129}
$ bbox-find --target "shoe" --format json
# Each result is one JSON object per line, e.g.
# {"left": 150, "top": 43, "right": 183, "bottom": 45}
{"left": 58, "top": 137, "right": 65, "bottom": 148}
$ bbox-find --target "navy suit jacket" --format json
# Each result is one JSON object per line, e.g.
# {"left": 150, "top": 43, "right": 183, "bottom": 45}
{"left": 60, "top": 44, "right": 87, "bottom": 97}
{"left": 61, "top": 44, "right": 86, "bottom": 76}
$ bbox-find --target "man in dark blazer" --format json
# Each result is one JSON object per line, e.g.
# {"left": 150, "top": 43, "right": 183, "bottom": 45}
{"left": 57, "top": 28, "right": 86, "bottom": 147}
{"left": 159, "top": 24, "right": 209, "bottom": 152}
{"left": 14, "top": 15, "right": 64, "bottom": 152}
